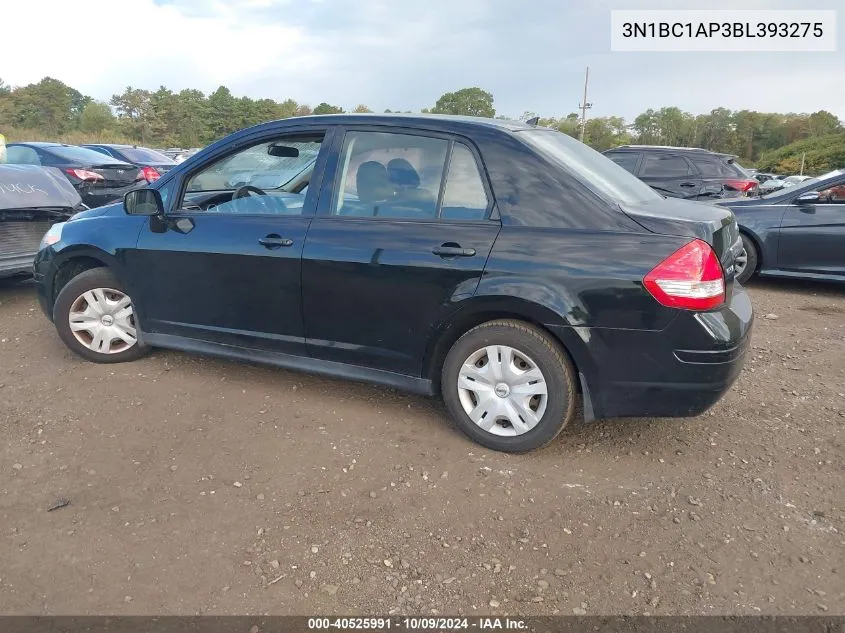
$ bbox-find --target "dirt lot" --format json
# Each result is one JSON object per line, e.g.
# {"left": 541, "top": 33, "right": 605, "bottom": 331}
{"left": 1, "top": 276, "right": 843, "bottom": 616}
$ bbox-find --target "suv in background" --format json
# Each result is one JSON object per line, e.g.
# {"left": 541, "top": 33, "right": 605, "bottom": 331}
{"left": 603, "top": 145, "right": 758, "bottom": 200}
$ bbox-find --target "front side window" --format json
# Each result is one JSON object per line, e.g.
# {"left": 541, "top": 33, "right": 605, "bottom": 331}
{"left": 333, "top": 131, "right": 448, "bottom": 219}
{"left": 181, "top": 134, "right": 323, "bottom": 216}
{"left": 640, "top": 154, "right": 691, "bottom": 178}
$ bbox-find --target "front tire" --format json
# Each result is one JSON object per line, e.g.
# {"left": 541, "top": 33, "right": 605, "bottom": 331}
{"left": 441, "top": 319, "right": 577, "bottom": 453}
{"left": 53, "top": 268, "right": 148, "bottom": 364}
{"left": 735, "top": 234, "right": 758, "bottom": 285}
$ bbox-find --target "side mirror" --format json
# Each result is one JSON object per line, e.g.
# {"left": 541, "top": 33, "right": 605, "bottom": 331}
{"left": 124, "top": 188, "right": 164, "bottom": 216}
{"left": 795, "top": 191, "right": 819, "bottom": 204}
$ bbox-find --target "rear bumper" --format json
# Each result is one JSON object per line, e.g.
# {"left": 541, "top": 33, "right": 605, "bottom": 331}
{"left": 552, "top": 284, "right": 753, "bottom": 420}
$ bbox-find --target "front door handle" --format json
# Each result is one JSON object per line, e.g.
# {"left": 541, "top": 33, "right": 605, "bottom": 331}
{"left": 432, "top": 244, "right": 476, "bottom": 258}
{"left": 680, "top": 182, "right": 697, "bottom": 188}
{"left": 259, "top": 234, "right": 294, "bottom": 249}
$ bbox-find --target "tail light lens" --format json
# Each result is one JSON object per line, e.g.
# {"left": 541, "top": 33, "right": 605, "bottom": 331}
{"left": 643, "top": 239, "right": 725, "bottom": 311}
{"left": 66, "top": 168, "right": 104, "bottom": 182}
{"left": 141, "top": 166, "right": 161, "bottom": 183}
{"left": 724, "top": 179, "right": 758, "bottom": 194}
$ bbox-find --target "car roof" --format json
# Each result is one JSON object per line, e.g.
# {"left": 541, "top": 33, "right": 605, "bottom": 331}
{"left": 268, "top": 112, "right": 535, "bottom": 132}
{"left": 607, "top": 145, "right": 736, "bottom": 158}
{"left": 83, "top": 143, "right": 139, "bottom": 149}
{"left": 8, "top": 141, "right": 64, "bottom": 147}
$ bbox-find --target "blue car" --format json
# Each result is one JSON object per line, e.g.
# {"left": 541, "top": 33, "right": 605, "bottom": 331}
{"left": 714, "top": 169, "right": 845, "bottom": 284}
{"left": 32, "top": 114, "right": 752, "bottom": 453}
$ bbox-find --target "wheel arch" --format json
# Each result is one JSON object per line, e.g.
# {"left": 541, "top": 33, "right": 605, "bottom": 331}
{"left": 51, "top": 247, "right": 122, "bottom": 306}
{"left": 421, "top": 296, "right": 591, "bottom": 395}
{"left": 738, "top": 227, "right": 764, "bottom": 274}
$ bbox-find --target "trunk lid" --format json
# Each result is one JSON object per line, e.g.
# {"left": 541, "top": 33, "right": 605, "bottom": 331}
{"left": 90, "top": 163, "right": 143, "bottom": 187}
{"left": 621, "top": 197, "right": 743, "bottom": 280}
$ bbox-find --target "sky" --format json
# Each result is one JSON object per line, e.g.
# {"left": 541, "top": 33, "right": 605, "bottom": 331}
{"left": 3, "top": 0, "right": 843, "bottom": 122}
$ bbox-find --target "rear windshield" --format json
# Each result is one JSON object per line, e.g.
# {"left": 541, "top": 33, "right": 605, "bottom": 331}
{"left": 46, "top": 145, "right": 128, "bottom": 164}
{"left": 117, "top": 147, "right": 176, "bottom": 164}
{"left": 518, "top": 130, "right": 662, "bottom": 206}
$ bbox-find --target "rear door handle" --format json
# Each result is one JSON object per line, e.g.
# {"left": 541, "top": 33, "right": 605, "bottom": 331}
{"left": 680, "top": 182, "right": 697, "bottom": 188}
{"left": 259, "top": 234, "right": 294, "bottom": 249}
{"left": 432, "top": 245, "right": 476, "bottom": 258}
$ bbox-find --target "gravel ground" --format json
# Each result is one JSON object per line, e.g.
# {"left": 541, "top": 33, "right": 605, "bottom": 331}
{"left": 1, "top": 276, "right": 843, "bottom": 616}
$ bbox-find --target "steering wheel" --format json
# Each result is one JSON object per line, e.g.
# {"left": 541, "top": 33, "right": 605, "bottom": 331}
{"left": 233, "top": 184, "right": 268, "bottom": 199}
{"left": 232, "top": 185, "right": 270, "bottom": 214}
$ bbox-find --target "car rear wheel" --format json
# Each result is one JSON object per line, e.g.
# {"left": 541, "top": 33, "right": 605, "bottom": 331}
{"left": 441, "top": 319, "right": 577, "bottom": 453}
{"left": 735, "top": 234, "right": 758, "bottom": 285}
{"left": 53, "top": 268, "right": 148, "bottom": 364}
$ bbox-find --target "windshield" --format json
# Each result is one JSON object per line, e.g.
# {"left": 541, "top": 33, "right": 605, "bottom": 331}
{"left": 47, "top": 145, "right": 128, "bottom": 165}
{"left": 518, "top": 130, "right": 662, "bottom": 205}
{"left": 117, "top": 147, "right": 175, "bottom": 164}
{"left": 761, "top": 170, "right": 844, "bottom": 198}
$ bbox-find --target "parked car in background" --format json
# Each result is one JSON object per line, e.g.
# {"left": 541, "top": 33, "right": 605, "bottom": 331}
{"left": 81, "top": 144, "right": 177, "bottom": 183}
{"left": 5, "top": 143, "right": 145, "bottom": 208}
{"left": 162, "top": 147, "right": 202, "bottom": 163}
{"left": 754, "top": 172, "right": 779, "bottom": 183}
{"left": 602, "top": 145, "right": 758, "bottom": 200}
{"left": 757, "top": 177, "right": 788, "bottom": 195}
{"left": 0, "top": 164, "right": 84, "bottom": 277}
{"left": 716, "top": 169, "right": 845, "bottom": 283}
{"left": 781, "top": 175, "right": 813, "bottom": 187}
{"left": 33, "top": 114, "right": 751, "bottom": 453}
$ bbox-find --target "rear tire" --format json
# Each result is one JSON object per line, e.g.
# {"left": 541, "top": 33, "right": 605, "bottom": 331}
{"left": 735, "top": 234, "right": 758, "bottom": 284}
{"left": 53, "top": 268, "right": 149, "bottom": 364}
{"left": 441, "top": 319, "right": 577, "bottom": 453}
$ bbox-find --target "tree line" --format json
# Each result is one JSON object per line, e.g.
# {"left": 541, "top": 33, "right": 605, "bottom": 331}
{"left": 1, "top": 77, "right": 842, "bottom": 172}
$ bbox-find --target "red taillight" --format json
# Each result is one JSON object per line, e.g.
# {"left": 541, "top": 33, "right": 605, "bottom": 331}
{"left": 643, "top": 239, "right": 725, "bottom": 311}
{"left": 141, "top": 166, "right": 161, "bottom": 182}
{"left": 724, "top": 179, "right": 757, "bottom": 193}
{"left": 66, "top": 168, "right": 104, "bottom": 182}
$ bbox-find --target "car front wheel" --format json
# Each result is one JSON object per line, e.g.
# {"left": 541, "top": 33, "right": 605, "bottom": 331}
{"left": 441, "top": 319, "right": 577, "bottom": 453}
{"left": 53, "top": 268, "right": 148, "bottom": 364}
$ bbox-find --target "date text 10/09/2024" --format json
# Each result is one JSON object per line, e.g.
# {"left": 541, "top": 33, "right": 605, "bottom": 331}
{"left": 621, "top": 22, "right": 824, "bottom": 39}
{"left": 307, "top": 617, "right": 528, "bottom": 630}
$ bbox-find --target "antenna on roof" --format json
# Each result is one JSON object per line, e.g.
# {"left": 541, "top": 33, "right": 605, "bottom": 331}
{"left": 525, "top": 116, "right": 540, "bottom": 127}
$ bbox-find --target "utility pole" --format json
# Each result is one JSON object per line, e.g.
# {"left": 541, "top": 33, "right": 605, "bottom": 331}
{"left": 799, "top": 152, "right": 806, "bottom": 175}
{"left": 578, "top": 66, "right": 592, "bottom": 142}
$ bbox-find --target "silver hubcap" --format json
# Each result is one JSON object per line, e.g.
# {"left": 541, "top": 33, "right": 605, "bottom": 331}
{"left": 68, "top": 288, "right": 137, "bottom": 354}
{"left": 735, "top": 248, "right": 748, "bottom": 276}
{"left": 457, "top": 345, "right": 548, "bottom": 437}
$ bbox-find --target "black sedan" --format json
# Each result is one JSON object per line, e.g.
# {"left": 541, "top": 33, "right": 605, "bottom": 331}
{"left": 5, "top": 142, "right": 145, "bottom": 209}
{"left": 81, "top": 144, "right": 177, "bottom": 183}
{"left": 0, "top": 164, "right": 84, "bottom": 277}
{"left": 32, "top": 114, "right": 752, "bottom": 453}
{"left": 715, "top": 169, "right": 845, "bottom": 284}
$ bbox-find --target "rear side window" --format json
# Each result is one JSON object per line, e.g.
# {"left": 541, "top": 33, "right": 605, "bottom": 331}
{"left": 691, "top": 158, "right": 722, "bottom": 177}
{"left": 333, "top": 131, "right": 449, "bottom": 219}
{"left": 606, "top": 153, "right": 639, "bottom": 174}
{"left": 440, "top": 143, "right": 489, "bottom": 220}
{"left": 6, "top": 146, "right": 41, "bottom": 165}
{"left": 640, "top": 154, "right": 691, "bottom": 178}
{"left": 721, "top": 161, "right": 748, "bottom": 177}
